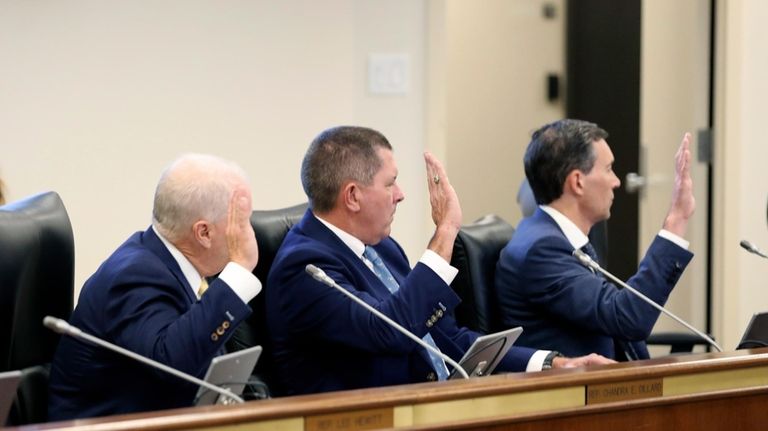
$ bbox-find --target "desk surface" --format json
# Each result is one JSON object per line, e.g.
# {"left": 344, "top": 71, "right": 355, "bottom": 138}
{"left": 15, "top": 348, "right": 768, "bottom": 431}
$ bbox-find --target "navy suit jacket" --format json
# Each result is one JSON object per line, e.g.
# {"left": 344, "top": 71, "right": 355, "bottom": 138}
{"left": 48, "top": 227, "right": 252, "bottom": 420}
{"left": 266, "top": 210, "right": 535, "bottom": 396}
{"left": 494, "top": 209, "right": 693, "bottom": 360}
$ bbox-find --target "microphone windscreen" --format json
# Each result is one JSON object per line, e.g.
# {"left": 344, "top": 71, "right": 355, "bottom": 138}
{"left": 305, "top": 264, "right": 319, "bottom": 276}
{"left": 43, "top": 316, "right": 67, "bottom": 334}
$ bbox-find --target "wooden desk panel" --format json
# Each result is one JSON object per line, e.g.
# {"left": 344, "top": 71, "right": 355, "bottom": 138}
{"left": 15, "top": 348, "right": 768, "bottom": 431}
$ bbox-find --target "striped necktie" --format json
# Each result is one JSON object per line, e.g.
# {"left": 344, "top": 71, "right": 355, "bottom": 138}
{"left": 581, "top": 242, "right": 599, "bottom": 262}
{"left": 581, "top": 243, "right": 602, "bottom": 277}
{"left": 363, "top": 246, "right": 449, "bottom": 380}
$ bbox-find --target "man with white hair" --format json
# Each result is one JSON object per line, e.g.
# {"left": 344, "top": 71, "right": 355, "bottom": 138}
{"left": 48, "top": 154, "right": 260, "bottom": 420}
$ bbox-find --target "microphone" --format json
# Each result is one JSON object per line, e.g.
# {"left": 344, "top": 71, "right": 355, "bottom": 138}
{"left": 740, "top": 239, "right": 768, "bottom": 259}
{"left": 572, "top": 250, "right": 723, "bottom": 352}
{"left": 43, "top": 316, "right": 244, "bottom": 404}
{"left": 304, "top": 264, "right": 469, "bottom": 379}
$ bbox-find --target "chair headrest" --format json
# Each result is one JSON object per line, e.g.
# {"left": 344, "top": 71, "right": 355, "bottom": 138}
{"left": 249, "top": 203, "right": 308, "bottom": 283}
{"left": 227, "top": 203, "right": 307, "bottom": 389}
{"left": 0, "top": 192, "right": 74, "bottom": 371}
{"left": 450, "top": 214, "right": 514, "bottom": 334}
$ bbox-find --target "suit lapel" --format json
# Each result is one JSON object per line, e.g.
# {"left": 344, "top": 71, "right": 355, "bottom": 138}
{"left": 299, "top": 210, "right": 395, "bottom": 298}
{"left": 299, "top": 210, "right": 441, "bottom": 372}
{"left": 142, "top": 227, "right": 197, "bottom": 304}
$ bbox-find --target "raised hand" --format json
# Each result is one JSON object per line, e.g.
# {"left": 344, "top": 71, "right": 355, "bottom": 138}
{"left": 663, "top": 132, "right": 695, "bottom": 237}
{"left": 226, "top": 188, "right": 259, "bottom": 271}
{"left": 424, "top": 152, "right": 462, "bottom": 261}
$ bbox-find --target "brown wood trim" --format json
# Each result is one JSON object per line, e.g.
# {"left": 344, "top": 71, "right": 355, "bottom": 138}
{"left": 396, "top": 384, "right": 768, "bottom": 430}
{"left": 15, "top": 348, "right": 768, "bottom": 431}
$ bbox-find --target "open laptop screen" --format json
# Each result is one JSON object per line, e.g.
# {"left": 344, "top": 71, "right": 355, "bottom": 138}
{"left": 0, "top": 370, "right": 22, "bottom": 426}
{"left": 737, "top": 311, "right": 768, "bottom": 349}
{"left": 449, "top": 327, "right": 523, "bottom": 379}
{"left": 195, "top": 345, "right": 262, "bottom": 406}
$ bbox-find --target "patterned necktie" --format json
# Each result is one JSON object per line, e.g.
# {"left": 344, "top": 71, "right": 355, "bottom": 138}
{"left": 197, "top": 277, "right": 209, "bottom": 297}
{"left": 363, "top": 246, "right": 449, "bottom": 380}
{"left": 581, "top": 243, "right": 605, "bottom": 279}
{"left": 582, "top": 243, "right": 634, "bottom": 358}
{"left": 581, "top": 242, "right": 599, "bottom": 262}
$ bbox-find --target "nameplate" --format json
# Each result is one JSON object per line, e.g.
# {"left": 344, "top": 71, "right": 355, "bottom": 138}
{"left": 305, "top": 407, "right": 394, "bottom": 431}
{"left": 586, "top": 378, "right": 663, "bottom": 405}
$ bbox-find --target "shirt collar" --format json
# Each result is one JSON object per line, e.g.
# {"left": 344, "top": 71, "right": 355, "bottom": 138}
{"left": 152, "top": 225, "right": 203, "bottom": 297}
{"left": 314, "top": 214, "right": 367, "bottom": 260}
{"left": 539, "top": 205, "right": 590, "bottom": 249}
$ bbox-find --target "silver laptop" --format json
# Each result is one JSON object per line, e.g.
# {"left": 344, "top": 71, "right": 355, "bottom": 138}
{"left": 0, "top": 370, "right": 22, "bottom": 425}
{"left": 195, "top": 345, "right": 262, "bottom": 405}
{"left": 449, "top": 326, "right": 523, "bottom": 379}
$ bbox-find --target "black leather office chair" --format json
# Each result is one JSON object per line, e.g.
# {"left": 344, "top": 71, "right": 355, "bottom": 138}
{"left": 226, "top": 203, "right": 307, "bottom": 397}
{"left": 646, "top": 332, "right": 712, "bottom": 354}
{"left": 449, "top": 214, "right": 515, "bottom": 334}
{"left": 0, "top": 191, "right": 74, "bottom": 425}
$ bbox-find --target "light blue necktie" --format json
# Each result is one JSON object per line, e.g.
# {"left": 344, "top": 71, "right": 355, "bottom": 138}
{"left": 363, "top": 246, "right": 449, "bottom": 380}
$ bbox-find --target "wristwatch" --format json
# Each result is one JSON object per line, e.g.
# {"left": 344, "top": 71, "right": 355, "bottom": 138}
{"left": 541, "top": 350, "right": 563, "bottom": 370}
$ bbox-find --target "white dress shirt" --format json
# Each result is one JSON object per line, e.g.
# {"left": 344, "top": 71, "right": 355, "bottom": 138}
{"left": 314, "top": 215, "right": 549, "bottom": 372}
{"left": 152, "top": 225, "right": 261, "bottom": 304}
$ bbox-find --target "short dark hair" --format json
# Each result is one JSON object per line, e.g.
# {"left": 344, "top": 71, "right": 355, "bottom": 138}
{"left": 301, "top": 126, "right": 392, "bottom": 213}
{"left": 524, "top": 119, "right": 608, "bottom": 204}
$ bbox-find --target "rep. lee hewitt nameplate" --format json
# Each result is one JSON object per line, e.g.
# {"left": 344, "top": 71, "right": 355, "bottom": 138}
{"left": 305, "top": 407, "right": 394, "bottom": 431}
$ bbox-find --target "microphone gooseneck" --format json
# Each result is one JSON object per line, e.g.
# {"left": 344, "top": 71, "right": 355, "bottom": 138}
{"left": 304, "top": 264, "right": 470, "bottom": 379}
{"left": 571, "top": 250, "right": 723, "bottom": 352}
{"left": 740, "top": 239, "right": 768, "bottom": 259}
{"left": 43, "top": 315, "right": 245, "bottom": 404}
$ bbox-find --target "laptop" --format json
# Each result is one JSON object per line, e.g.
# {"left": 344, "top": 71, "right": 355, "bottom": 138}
{"left": 195, "top": 345, "right": 262, "bottom": 405}
{"left": 449, "top": 327, "right": 523, "bottom": 379}
{"left": 737, "top": 311, "right": 768, "bottom": 349}
{"left": 0, "top": 370, "right": 22, "bottom": 426}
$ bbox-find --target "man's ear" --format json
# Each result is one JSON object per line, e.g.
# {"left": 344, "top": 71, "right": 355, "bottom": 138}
{"left": 341, "top": 181, "right": 362, "bottom": 212}
{"left": 565, "top": 170, "right": 585, "bottom": 197}
{"left": 192, "top": 220, "right": 213, "bottom": 249}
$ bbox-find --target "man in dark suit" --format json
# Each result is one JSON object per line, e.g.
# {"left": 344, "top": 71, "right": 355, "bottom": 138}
{"left": 266, "top": 126, "right": 612, "bottom": 396}
{"left": 495, "top": 119, "right": 695, "bottom": 360}
{"left": 48, "top": 154, "right": 260, "bottom": 420}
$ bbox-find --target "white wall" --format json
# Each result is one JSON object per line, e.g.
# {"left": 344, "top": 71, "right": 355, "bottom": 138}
{"left": 2, "top": 0, "right": 766, "bottom": 351}
{"left": 0, "top": 0, "right": 429, "bottom": 294}
{"left": 712, "top": 0, "right": 768, "bottom": 349}
{"left": 640, "top": 0, "right": 711, "bottom": 349}
{"left": 429, "top": 0, "right": 566, "bottom": 227}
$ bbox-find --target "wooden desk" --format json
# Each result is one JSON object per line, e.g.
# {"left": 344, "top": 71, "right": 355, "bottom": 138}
{"left": 17, "top": 348, "right": 768, "bottom": 431}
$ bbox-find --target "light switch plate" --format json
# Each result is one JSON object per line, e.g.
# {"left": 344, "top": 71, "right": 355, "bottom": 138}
{"left": 368, "top": 53, "right": 410, "bottom": 95}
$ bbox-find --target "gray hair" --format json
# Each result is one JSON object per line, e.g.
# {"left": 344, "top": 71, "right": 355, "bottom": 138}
{"left": 301, "top": 126, "right": 392, "bottom": 213}
{"left": 152, "top": 154, "right": 249, "bottom": 241}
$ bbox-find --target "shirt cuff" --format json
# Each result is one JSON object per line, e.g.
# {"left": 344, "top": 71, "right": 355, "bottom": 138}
{"left": 526, "top": 350, "right": 551, "bottom": 372}
{"left": 218, "top": 262, "right": 262, "bottom": 304}
{"left": 659, "top": 229, "right": 690, "bottom": 250}
{"left": 419, "top": 249, "right": 459, "bottom": 286}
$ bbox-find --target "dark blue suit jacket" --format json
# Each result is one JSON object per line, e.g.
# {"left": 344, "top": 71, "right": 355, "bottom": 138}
{"left": 266, "top": 210, "right": 535, "bottom": 396}
{"left": 48, "top": 227, "right": 251, "bottom": 420}
{"left": 494, "top": 208, "right": 693, "bottom": 360}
